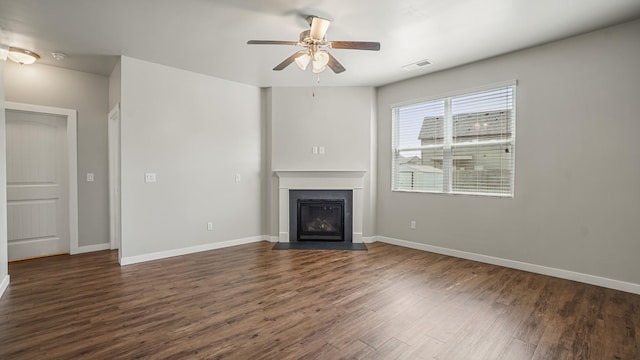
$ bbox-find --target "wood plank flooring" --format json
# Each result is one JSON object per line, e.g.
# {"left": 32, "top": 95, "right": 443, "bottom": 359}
{"left": 1, "top": 241, "right": 639, "bottom": 359}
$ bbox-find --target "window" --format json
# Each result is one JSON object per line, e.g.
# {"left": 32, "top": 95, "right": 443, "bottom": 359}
{"left": 392, "top": 83, "right": 516, "bottom": 197}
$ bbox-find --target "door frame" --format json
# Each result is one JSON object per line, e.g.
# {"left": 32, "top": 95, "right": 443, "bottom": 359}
{"left": 4, "top": 102, "right": 79, "bottom": 255}
{"left": 108, "top": 103, "right": 121, "bottom": 252}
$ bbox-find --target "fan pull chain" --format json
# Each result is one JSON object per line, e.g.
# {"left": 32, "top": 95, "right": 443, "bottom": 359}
{"left": 312, "top": 75, "right": 321, "bottom": 97}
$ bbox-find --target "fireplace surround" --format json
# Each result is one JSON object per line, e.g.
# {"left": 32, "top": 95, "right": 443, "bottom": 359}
{"left": 274, "top": 170, "right": 366, "bottom": 243}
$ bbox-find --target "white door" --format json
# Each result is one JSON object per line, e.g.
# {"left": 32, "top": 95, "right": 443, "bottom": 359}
{"left": 5, "top": 109, "right": 70, "bottom": 261}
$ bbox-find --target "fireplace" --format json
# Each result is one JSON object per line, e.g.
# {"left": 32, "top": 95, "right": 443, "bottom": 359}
{"left": 275, "top": 169, "right": 366, "bottom": 243}
{"left": 289, "top": 190, "right": 353, "bottom": 243}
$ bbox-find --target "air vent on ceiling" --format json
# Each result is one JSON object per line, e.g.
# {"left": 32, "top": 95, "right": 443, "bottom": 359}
{"left": 401, "top": 59, "right": 432, "bottom": 71}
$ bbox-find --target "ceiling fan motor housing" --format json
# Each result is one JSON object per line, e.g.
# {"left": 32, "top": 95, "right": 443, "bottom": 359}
{"left": 299, "top": 30, "right": 326, "bottom": 45}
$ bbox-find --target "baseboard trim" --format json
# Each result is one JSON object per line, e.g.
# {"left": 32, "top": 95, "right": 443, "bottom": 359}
{"left": 0, "top": 275, "right": 10, "bottom": 299}
{"left": 119, "top": 236, "right": 266, "bottom": 266}
{"left": 362, "top": 236, "right": 376, "bottom": 243}
{"left": 267, "top": 236, "right": 279, "bottom": 243}
{"left": 375, "top": 236, "right": 640, "bottom": 295}
{"left": 74, "top": 243, "right": 111, "bottom": 254}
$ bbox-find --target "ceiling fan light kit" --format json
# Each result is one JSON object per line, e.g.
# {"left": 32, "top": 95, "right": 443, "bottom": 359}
{"left": 294, "top": 46, "right": 329, "bottom": 73}
{"left": 311, "top": 51, "right": 329, "bottom": 73}
{"left": 295, "top": 52, "right": 311, "bottom": 70}
{"left": 247, "top": 16, "right": 380, "bottom": 74}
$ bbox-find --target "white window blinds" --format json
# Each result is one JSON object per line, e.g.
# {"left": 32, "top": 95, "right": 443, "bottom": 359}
{"left": 392, "top": 84, "right": 516, "bottom": 197}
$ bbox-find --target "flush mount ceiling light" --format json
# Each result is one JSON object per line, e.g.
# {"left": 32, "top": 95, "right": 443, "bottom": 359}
{"left": 8, "top": 47, "right": 40, "bottom": 65}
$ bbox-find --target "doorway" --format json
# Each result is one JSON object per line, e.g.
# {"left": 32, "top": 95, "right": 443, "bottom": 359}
{"left": 4, "top": 102, "right": 78, "bottom": 261}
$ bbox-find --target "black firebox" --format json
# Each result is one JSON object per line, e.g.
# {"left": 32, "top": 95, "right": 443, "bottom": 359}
{"left": 297, "top": 199, "right": 345, "bottom": 241}
{"left": 289, "top": 190, "right": 353, "bottom": 243}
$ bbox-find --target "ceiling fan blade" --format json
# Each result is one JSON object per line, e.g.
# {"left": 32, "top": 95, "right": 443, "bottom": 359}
{"left": 330, "top": 41, "right": 381, "bottom": 51}
{"left": 247, "top": 40, "right": 299, "bottom": 46}
{"left": 309, "top": 16, "right": 331, "bottom": 40}
{"left": 273, "top": 51, "right": 305, "bottom": 71}
{"left": 327, "top": 53, "right": 346, "bottom": 74}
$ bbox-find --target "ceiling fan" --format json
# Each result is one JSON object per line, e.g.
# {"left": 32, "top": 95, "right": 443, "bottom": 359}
{"left": 247, "top": 16, "right": 381, "bottom": 74}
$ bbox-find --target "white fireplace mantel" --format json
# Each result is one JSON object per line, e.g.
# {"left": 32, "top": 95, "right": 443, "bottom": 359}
{"left": 274, "top": 169, "right": 367, "bottom": 243}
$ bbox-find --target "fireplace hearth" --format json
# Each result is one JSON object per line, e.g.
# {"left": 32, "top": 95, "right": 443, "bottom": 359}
{"left": 289, "top": 190, "right": 353, "bottom": 243}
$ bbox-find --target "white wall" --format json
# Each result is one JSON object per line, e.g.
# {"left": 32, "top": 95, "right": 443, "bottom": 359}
{"left": 0, "top": 48, "right": 9, "bottom": 297}
{"left": 267, "top": 86, "right": 377, "bottom": 237}
{"left": 4, "top": 62, "right": 110, "bottom": 248}
{"left": 271, "top": 87, "right": 373, "bottom": 170}
{"left": 119, "top": 56, "right": 263, "bottom": 260}
{"left": 109, "top": 58, "right": 121, "bottom": 111}
{"left": 260, "top": 88, "right": 271, "bottom": 236}
{"left": 377, "top": 20, "right": 640, "bottom": 286}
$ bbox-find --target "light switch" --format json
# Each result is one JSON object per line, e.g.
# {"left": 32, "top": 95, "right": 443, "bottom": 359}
{"left": 145, "top": 173, "right": 157, "bottom": 183}
{"left": 319, "top": 146, "right": 325, "bottom": 155}
{"left": 235, "top": 173, "right": 241, "bottom": 182}
{"left": 312, "top": 146, "right": 318, "bottom": 154}
{"left": 86, "top": 173, "right": 94, "bottom": 182}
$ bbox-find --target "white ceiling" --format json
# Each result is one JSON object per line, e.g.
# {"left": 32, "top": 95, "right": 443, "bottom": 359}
{"left": 1, "top": 0, "right": 639, "bottom": 88}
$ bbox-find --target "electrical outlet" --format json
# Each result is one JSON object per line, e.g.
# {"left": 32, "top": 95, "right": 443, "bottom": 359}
{"left": 410, "top": 220, "right": 416, "bottom": 230}
{"left": 86, "top": 173, "right": 94, "bottom": 182}
{"left": 207, "top": 222, "right": 213, "bottom": 231}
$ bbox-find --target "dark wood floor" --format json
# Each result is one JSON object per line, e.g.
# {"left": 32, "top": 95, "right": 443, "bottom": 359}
{"left": 1, "top": 241, "right": 639, "bottom": 359}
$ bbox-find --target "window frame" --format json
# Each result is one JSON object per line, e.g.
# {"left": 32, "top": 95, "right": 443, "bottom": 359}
{"left": 391, "top": 81, "right": 517, "bottom": 198}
